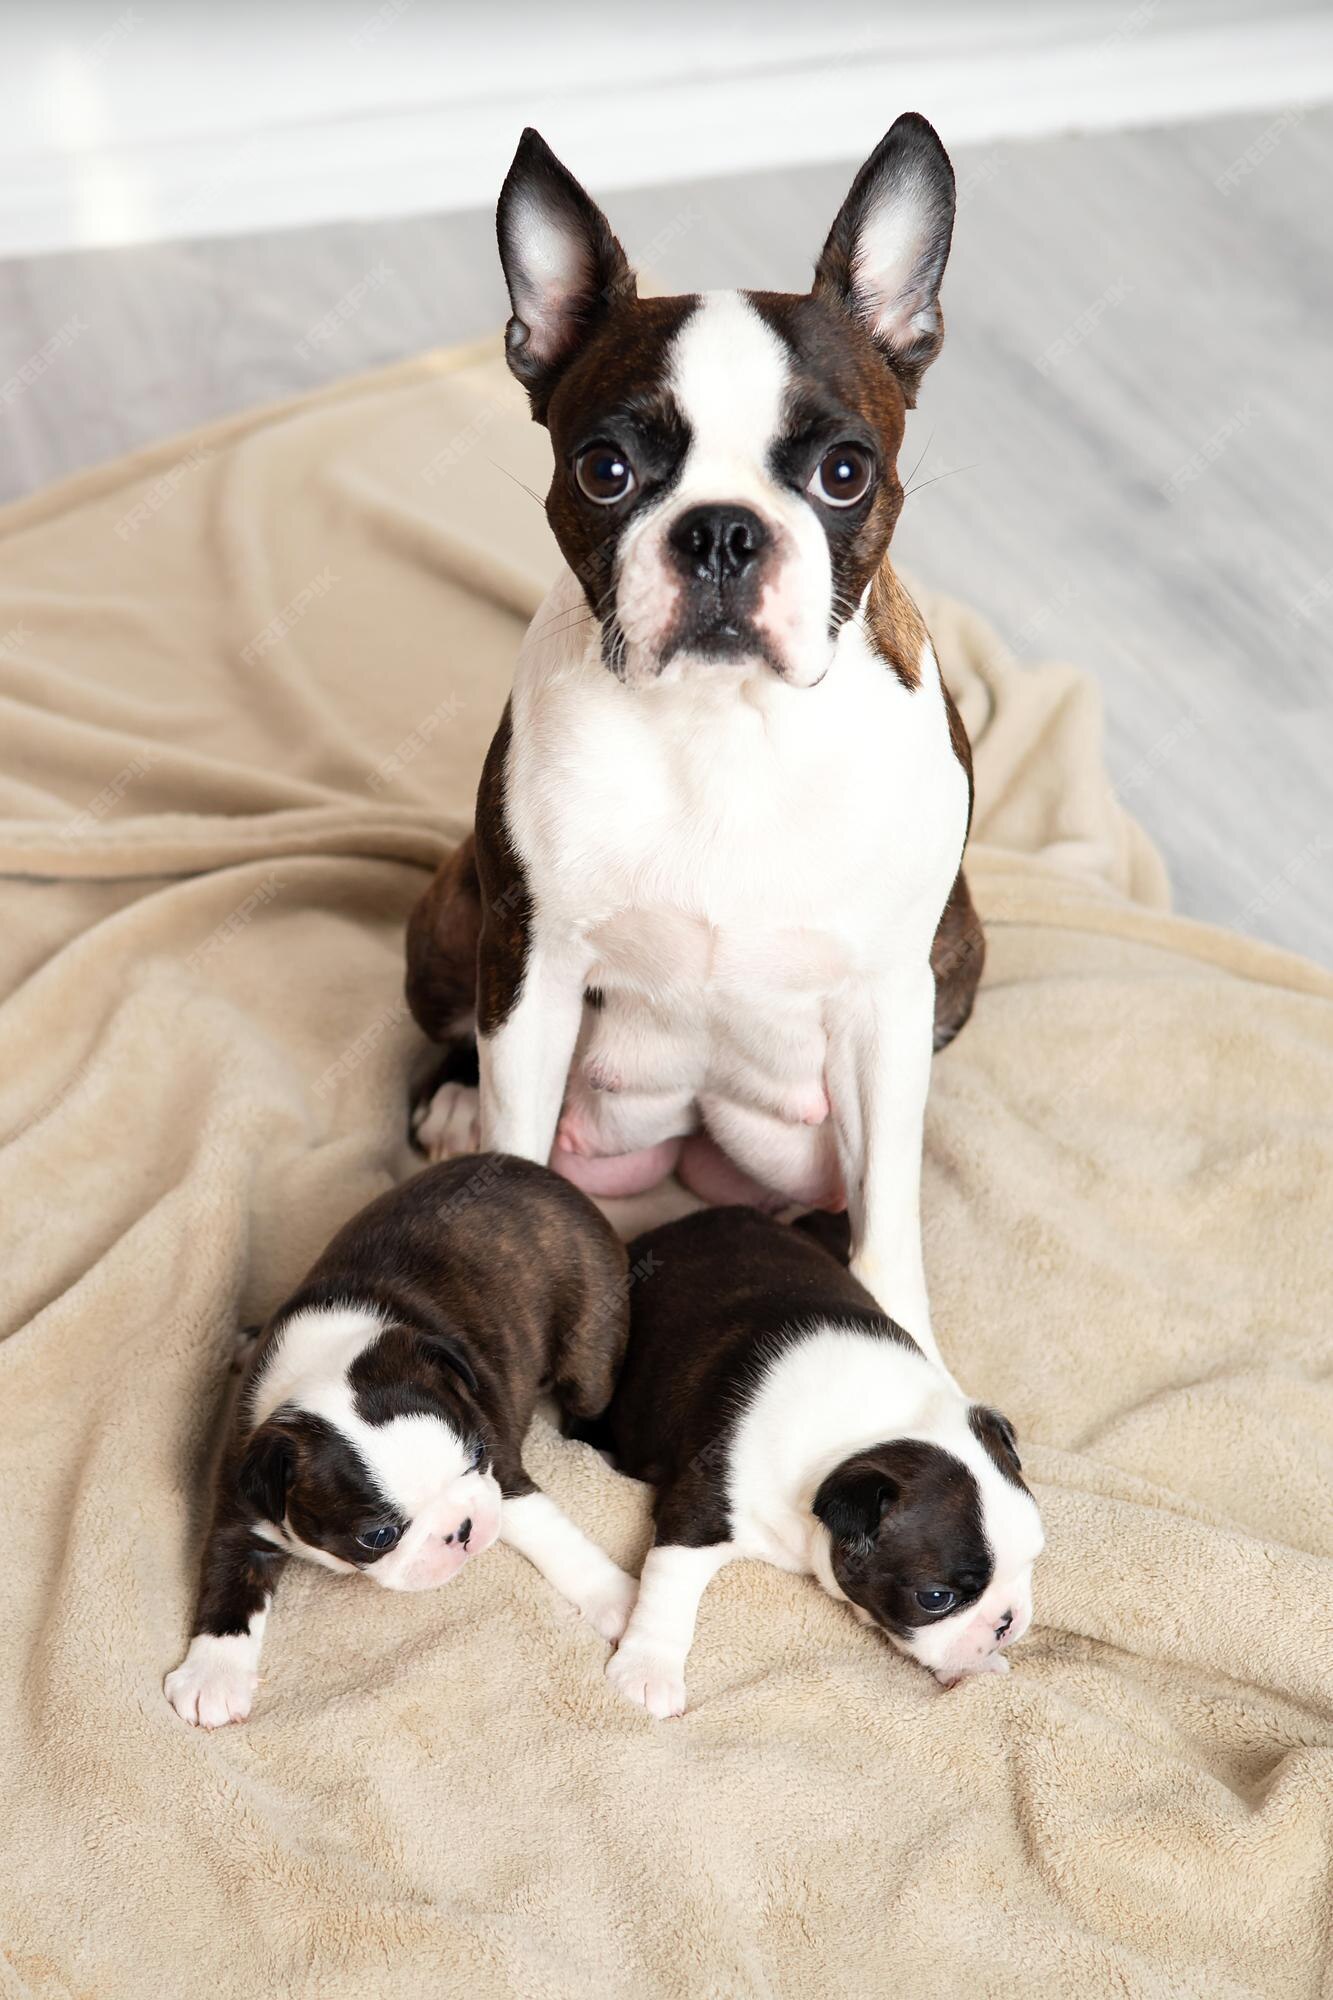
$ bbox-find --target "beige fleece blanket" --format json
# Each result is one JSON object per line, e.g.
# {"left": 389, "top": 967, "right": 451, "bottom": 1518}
{"left": 1, "top": 340, "right": 1330, "bottom": 2000}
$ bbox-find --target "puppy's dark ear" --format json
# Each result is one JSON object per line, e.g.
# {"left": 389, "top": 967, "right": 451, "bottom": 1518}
{"left": 497, "top": 127, "right": 635, "bottom": 417}
{"left": 813, "top": 112, "right": 955, "bottom": 405}
{"left": 970, "top": 1405, "right": 1025, "bottom": 1484}
{"left": 419, "top": 1331, "right": 480, "bottom": 1397}
{"left": 813, "top": 1455, "right": 899, "bottom": 1549}
{"left": 237, "top": 1423, "right": 294, "bottom": 1525}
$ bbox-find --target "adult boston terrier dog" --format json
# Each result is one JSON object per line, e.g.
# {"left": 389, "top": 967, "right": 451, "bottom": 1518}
{"left": 407, "top": 115, "right": 983, "bottom": 1362}
{"left": 165, "top": 1155, "right": 636, "bottom": 1727}
{"left": 595, "top": 1206, "right": 1044, "bottom": 1718}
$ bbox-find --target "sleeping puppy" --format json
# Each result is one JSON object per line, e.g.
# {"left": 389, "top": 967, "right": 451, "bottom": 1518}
{"left": 598, "top": 1206, "right": 1044, "bottom": 1718}
{"left": 165, "top": 1154, "right": 636, "bottom": 1728}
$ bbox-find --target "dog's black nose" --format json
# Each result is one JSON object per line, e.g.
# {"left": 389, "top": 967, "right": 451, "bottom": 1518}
{"left": 457, "top": 1516, "right": 472, "bottom": 1549}
{"left": 669, "top": 505, "right": 769, "bottom": 586}
{"left": 995, "top": 1610, "right": 1013, "bottom": 1640}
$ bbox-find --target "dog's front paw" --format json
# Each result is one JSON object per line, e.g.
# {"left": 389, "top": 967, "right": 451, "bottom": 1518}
{"left": 576, "top": 1566, "right": 638, "bottom": 1644}
{"left": 606, "top": 1642, "right": 688, "bottom": 1719}
{"left": 164, "top": 1636, "right": 259, "bottom": 1728}
{"left": 412, "top": 1081, "right": 481, "bottom": 1162}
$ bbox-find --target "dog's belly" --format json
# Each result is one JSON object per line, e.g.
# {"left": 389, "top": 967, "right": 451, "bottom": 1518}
{"left": 558, "top": 906, "right": 844, "bottom": 1201}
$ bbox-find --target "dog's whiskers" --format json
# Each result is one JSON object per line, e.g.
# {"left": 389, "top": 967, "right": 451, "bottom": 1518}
{"left": 488, "top": 460, "right": 547, "bottom": 508}
{"left": 901, "top": 461, "right": 980, "bottom": 504}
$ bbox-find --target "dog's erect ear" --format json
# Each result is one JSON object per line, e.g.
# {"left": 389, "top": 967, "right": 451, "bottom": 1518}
{"left": 813, "top": 112, "right": 955, "bottom": 405}
{"left": 497, "top": 127, "right": 635, "bottom": 415}
{"left": 813, "top": 1455, "right": 900, "bottom": 1549}
{"left": 237, "top": 1422, "right": 295, "bottom": 1525}
{"left": 419, "top": 1331, "right": 480, "bottom": 1397}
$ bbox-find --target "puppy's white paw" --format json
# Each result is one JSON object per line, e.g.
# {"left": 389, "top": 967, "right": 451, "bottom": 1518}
{"left": 165, "top": 1635, "right": 259, "bottom": 1728}
{"left": 576, "top": 1566, "right": 638, "bottom": 1645}
{"left": 606, "top": 1643, "right": 688, "bottom": 1719}
{"left": 413, "top": 1081, "right": 481, "bottom": 1162}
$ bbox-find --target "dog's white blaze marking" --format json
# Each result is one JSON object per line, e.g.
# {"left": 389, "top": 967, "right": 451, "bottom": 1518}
{"left": 607, "top": 1542, "right": 734, "bottom": 1718}
{"left": 165, "top": 1614, "right": 267, "bottom": 1728}
{"left": 500, "top": 1491, "right": 638, "bottom": 1641}
{"left": 609, "top": 292, "right": 833, "bottom": 686}
{"left": 248, "top": 1303, "right": 386, "bottom": 1428}
{"left": 669, "top": 292, "right": 789, "bottom": 479}
{"left": 723, "top": 1320, "right": 1044, "bottom": 1681}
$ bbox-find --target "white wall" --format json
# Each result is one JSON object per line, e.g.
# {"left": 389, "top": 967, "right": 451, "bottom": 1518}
{"left": 4, "top": 0, "right": 1333, "bottom": 255}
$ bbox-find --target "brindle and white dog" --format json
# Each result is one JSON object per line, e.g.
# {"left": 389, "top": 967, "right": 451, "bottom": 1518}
{"left": 407, "top": 116, "right": 983, "bottom": 1364}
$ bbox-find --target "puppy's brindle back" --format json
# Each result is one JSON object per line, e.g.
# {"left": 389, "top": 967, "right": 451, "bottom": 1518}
{"left": 166, "top": 1156, "right": 634, "bottom": 1727}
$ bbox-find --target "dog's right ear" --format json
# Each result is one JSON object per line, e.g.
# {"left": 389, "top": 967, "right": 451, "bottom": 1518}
{"left": 813, "top": 112, "right": 955, "bottom": 405}
{"left": 497, "top": 128, "right": 635, "bottom": 416}
{"left": 237, "top": 1422, "right": 295, "bottom": 1525}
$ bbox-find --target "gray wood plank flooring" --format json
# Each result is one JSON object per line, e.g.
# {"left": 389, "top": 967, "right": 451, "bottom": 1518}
{"left": 0, "top": 110, "right": 1328, "bottom": 963}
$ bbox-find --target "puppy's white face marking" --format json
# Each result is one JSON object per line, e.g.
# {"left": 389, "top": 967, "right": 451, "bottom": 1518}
{"left": 612, "top": 293, "right": 833, "bottom": 689}
{"left": 248, "top": 1304, "right": 503, "bottom": 1592}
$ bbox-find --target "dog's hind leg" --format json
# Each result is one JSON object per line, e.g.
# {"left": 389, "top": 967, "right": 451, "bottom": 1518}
{"left": 931, "top": 866, "right": 985, "bottom": 1051}
{"left": 406, "top": 834, "right": 485, "bottom": 1153}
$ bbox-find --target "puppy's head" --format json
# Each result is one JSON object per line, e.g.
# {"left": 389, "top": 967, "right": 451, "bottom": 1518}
{"left": 237, "top": 1307, "right": 501, "bottom": 1591}
{"left": 496, "top": 117, "right": 954, "bottom": 688}
{"left": 811, "top": 1407, "right": 1044, "bottom": 1686}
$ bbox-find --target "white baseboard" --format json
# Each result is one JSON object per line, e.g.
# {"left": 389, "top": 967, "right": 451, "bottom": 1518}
{"left": 3, "top": 1, "right": 1332, "bottom": 257}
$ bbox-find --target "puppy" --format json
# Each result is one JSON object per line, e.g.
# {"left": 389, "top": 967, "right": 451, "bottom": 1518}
{"left": 165, "top": 1154, "right": 636, "bottom": 1727}
{"left": 406, "top": 114, "right": 984, "bottom": 1369}
{"left": 596, "top": 1206, "right": 1044, "bottom": 1718}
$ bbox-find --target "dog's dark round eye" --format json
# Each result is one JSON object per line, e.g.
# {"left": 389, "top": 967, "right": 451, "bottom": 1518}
{"left": 356, "top": 1522, "right": 401, "bottom": 1553}
{"left": 915, "top": 1587, "right": 957, "bottom": 1614}
{"left": 808, "top": 443, "right": 874, "bottom": 508}
{"left": 574, "top": 444, "right": 636, "bottom": 505}
{"left": 470, "top": 1441, "right": 486, "bottom": 1470}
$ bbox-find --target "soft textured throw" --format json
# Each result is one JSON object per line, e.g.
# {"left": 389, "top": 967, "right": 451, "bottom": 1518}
{"left": 1, "top": 341, "right": 1330, "bottom": 2000}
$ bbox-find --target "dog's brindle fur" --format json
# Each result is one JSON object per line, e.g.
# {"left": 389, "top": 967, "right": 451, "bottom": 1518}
{"left": 184, "top": 1155, "right": 628, "bottom": 1659}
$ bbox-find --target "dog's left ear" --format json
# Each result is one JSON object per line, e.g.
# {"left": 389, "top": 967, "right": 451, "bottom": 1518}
{"left": 497, "top": 127, "right": 635, "bottom": 417}
{"left": 813, "top": 1455, "right": 900, "bottom": 1551}
{"left": 813, "top": 112, "right": 956, "bottom": 405}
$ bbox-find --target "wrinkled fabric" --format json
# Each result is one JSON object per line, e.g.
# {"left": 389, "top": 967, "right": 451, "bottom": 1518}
{"left": 0, "top": 344, "right": 1329, "bottom": 2000}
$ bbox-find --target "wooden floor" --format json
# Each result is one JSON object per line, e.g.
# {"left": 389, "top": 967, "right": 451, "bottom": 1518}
{"left": 0, "top": 109, "right": 1328, "bottom": 963}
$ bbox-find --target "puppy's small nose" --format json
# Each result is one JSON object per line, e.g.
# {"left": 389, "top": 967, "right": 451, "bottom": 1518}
{"left": 995, "top": 1610, "right": 1014, "bottom": 1641}
{"left": 669, "top": 505, "right": 769, "bottom": 586}
{"left": 457, "top": 1517, "right": 472, "bottom": 1549}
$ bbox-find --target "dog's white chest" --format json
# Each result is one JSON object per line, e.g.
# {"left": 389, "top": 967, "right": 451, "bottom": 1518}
{"left": 504, "top": 585, "right": 968, "bottom": 1131}
{"left": 510, "top": 601, "right": 966, "bottom": 965}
